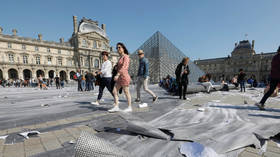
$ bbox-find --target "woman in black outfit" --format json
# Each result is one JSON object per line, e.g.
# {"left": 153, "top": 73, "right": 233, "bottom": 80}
{"left": 175, "top": 57, "right": 190, "bottom": 99}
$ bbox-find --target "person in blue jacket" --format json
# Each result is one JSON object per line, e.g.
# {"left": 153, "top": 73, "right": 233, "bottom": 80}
{"left": 135, "top": 50, "right": 158, "bottom": 103}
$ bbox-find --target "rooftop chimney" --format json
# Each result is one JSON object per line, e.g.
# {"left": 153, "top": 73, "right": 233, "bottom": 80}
{"left": 60, "top": 37, "right": 64, "bottom": 43}
{"left": 12, "top": 29, "right": 17, "bottom": 36}
{"left": 0, "top": 27, "right": 2, "bottom": 34}
{"left": 252, "top": 40, "right": 255, "bottom": 50}
{"left": 101, "top": 24, "right": 106, "bottom": 32}
{"left": 38, "top": 34, "right": 42, "bottom": 41}
{"left": 73, "top": 16, "right": 78, "bottom": 34}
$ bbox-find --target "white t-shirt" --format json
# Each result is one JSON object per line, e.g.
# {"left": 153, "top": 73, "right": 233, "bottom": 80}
{"left": 100, "top": 60, "right": 112, "bottom": 78}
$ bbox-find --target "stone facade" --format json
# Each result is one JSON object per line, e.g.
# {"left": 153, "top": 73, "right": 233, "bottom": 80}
{"left": 194, "top": 40, "right": 276, "bottom": 83}
{"left": 0, "top": 16, "right": 119, "bottom": 81}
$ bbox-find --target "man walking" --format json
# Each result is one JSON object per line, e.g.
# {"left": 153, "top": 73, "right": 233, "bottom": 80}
{"left": 135, "top": 50, "right": 158, "bottom": 103}
{"left": 92, "top": 51, "right": 113, "bottom": 105}
{"left": 237, "top": 69, "right": 246, "bottom": 92}
{"left": 85, "top": 71, "right": 92, "bottom": 91}
{"left": 255, "top": 46, "right": 280, "bottom": 110}
{"left": 55, "top": 75, "right": 60, "bottom": 89}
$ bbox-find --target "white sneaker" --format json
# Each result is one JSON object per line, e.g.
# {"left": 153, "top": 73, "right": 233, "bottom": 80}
{"left": 108, "top": 106, "right": 120, "bottom": 112}
{"left": 139, "top": 103, "right": 148, "bottom": 108}
{"left": 123, "top": 107, "right": 133, "bottom": 112}
{"left": 91, "top": 101, "right": 100, "bottom": 106}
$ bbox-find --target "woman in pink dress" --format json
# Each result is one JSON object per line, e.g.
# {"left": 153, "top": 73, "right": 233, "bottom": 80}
{"left": 108, "top": 43, "right": 132, "bottom": 112}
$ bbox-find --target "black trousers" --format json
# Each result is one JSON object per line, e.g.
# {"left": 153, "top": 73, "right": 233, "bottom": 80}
{"left": 78, "top": 80, "right": 83, "bottom": 91}
{"left": 98, "top": 78, "right": 113, "bottom": 100}
{"left": 260, "top": 78, "right": 280, "bottom": 104}
{"left": 178, "top": 82, "right": 188, "bottom": 98}
{"left": 56, "top": 82, "right": 60, "bottom": 89}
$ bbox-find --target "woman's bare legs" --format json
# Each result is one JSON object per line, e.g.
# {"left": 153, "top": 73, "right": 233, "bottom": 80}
{"left": 108, "top": 84, "right": 122, "bottom": 112}
{"left": 123, "top": 86, "right": 132, "bottom": 108}
{"left": 113, "top": 84, "right": 121, "bottom": 106}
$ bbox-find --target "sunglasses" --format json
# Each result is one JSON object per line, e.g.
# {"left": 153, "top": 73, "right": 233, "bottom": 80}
{"left": 116, "top": 46, "right": 122, "bottom": 50}
{"left": 138, "top": 53, "right": 144, "bottom": 56}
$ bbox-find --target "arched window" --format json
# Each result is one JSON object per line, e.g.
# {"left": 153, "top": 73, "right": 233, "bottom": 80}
{"left": 94, "top": 59, "right": 99, "bottom": 68}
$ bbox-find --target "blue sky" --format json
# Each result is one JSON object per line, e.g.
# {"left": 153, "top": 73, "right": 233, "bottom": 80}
{"left": 1, "top": 0, "right": 279, "bottom": 60}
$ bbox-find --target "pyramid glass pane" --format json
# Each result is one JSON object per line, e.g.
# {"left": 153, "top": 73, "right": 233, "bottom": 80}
{"left": 129, "top": 31, "right": 205, "bottom": 84}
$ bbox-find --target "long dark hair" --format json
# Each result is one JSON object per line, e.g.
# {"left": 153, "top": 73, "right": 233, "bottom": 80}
{"left": 117, "top": 42, "right": 129, "bottom": 55}
{"left": 277, "top": 46, "right": 280, "bottom": 53}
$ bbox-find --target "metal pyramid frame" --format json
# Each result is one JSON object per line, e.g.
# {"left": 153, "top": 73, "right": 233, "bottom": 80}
{"left": 129, "top": 31, "right": 205, "bottom": 84}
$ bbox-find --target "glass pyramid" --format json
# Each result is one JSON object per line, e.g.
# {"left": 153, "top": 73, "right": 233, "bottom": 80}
{"left": 129, "top": 31, "right": 205, "bottom": 84}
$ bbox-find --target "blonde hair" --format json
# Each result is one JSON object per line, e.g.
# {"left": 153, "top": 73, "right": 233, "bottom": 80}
{"left": 182, "top": 57, "right": 189, "bottom": 63}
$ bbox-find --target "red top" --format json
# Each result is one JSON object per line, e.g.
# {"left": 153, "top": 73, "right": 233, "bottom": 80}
{"left": 116, "top": 54, "right": 131, "bottom": 86}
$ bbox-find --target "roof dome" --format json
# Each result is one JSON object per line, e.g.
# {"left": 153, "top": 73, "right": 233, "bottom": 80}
{"left": 234, "top": 40, "right": 252, "bottom": 50}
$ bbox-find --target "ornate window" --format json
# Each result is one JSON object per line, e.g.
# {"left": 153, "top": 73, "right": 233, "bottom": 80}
{"left": 23, "top": 55, "right": 28, "bottom": 64}
{"left": 35, "top": 46, "right": 39, "bottom": 51}
{"left": 94, "top": 59, "right": 99, "bottom": 68}
{"left": 8, "top": 54, "right": 14, "bottom": 62}
{"left": 36, "top": 56, "right": 40, "bottom": 65}
{"left": 47, "top": 57, "right": 52, "bottom": 65}
{"left": 47, "top": 48, "right": 51, "bottom": 52}
{"left": 58, "top": 49, "right": 61, "bottom": 54}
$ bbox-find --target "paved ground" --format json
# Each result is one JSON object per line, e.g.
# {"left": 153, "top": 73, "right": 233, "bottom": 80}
{"left": 0, "top": 84, "right": 280, "bottom": 157}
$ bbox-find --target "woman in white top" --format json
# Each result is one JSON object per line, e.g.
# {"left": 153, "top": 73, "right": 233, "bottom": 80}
{"left": 92, "top": 51, "right": 113, "bottom": 105}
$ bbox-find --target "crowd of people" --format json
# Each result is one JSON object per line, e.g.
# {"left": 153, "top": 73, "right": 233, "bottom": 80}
{"left": 0, "top": 76, "right": 68, "bottom": 90}
{"left": 160, "top": 67, "right": 272, "bottom": 95}
{"left": 75, "top": 70, "right": 95, "bottom": 92}
{"left": 1, "top": 43, "right": 280, "bottom": 112}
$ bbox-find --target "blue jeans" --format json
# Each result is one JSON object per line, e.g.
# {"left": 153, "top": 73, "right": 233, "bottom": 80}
{"left": 86, "top": 81, "right": 92, "bottom": 91}
{"left": 90, "top": 81, "right": 94, "bottom": 91}
{"left": 81, "top": 80, "right": 85, "bottom": 91}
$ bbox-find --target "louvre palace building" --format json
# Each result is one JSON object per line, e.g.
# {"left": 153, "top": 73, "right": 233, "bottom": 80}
{"left": 194, "top": 40, "right": 276, "bottom": 83}
{"left": 0, "top": 16, "right": 119, "bottom": 81}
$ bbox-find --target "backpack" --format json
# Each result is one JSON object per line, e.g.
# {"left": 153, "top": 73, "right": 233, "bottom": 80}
{"left": 95, "top": 74, "right": 101, "bottom": 86}
{"left": 73, "top": 74, "right": 77, "bottom": 80}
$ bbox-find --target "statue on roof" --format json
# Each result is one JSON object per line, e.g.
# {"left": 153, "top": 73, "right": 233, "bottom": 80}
{"left": 78, "top": 17, "right": 106, "bottom": 38}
